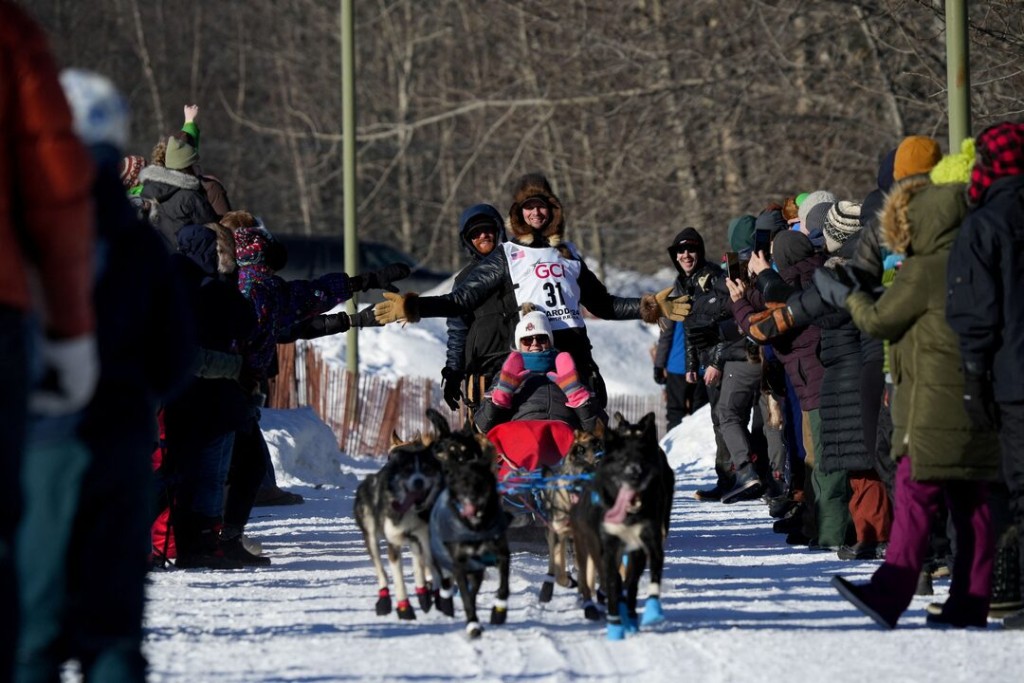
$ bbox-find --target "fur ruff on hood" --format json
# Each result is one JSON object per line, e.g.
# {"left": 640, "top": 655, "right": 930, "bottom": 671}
{"left": 206, "top": 222, "right": 238, "bottom": 275}
{"left": 138, "top": 164, "right": 202, "bottom": 191}
{"left": 506, "top": 173, "right": 566, "bottom": 247}
{"left": 880, "top": 176, "right": 930, "bottom": 256}
{"left": 880, "top": 176, "right": 967, "bottom": 258}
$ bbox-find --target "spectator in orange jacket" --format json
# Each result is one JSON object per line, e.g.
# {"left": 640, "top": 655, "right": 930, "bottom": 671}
{"left": 0, "top": 2, "right": 97, "bottom": 679}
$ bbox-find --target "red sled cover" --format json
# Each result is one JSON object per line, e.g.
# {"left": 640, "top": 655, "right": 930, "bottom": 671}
{"left": 487, "top": 420, "right": 576, "bottom": 481}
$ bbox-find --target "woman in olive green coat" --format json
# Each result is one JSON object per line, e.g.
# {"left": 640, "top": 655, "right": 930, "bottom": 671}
{"left": 831, "top": 175, "right": 1000, "bottom": 629}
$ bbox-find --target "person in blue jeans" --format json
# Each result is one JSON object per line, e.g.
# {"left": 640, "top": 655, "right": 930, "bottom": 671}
{"left": 165, "top": 222, "right": 258, "bottom": 569}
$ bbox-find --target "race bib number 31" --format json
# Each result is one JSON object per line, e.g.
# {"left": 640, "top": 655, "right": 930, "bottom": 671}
{"left": 504, "top": 243, "right": 584, "bottom": 330}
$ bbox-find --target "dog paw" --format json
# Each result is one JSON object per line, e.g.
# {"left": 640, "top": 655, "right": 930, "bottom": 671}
{"left": 538, "top": 581, "right": 554, "bottom": 603}
{"left": 375, "top": 594, "right": 392, "bottom": 616}
{"left": 416, "top": 587, "right": 433, "bottom": 613}
{"left": 435, "top": 591, "right": 455, "bottom": 618}
{"left": 465, "top": 621, "right": 483, "bottom": 639}
{"left": 618, "top": 604, "right": 639, "bottom": 634}
{"left": 396, "top": 600, "right": 416, "bottom": 620}
{"left": 583, "top": 602, "right": 603, "bottom": 621}
{"left": 641, "top": 597, "right": 665, "bottom": 627}
{"left": 490, "top": 603, "right": 507, "bottom": 625}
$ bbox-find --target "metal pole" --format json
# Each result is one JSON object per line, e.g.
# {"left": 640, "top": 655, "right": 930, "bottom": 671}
{"left": 945, "top": 0, "right": 971, "bottom": 151}
{"left": 342, "top": 0, "right": 358, "bottom": 376}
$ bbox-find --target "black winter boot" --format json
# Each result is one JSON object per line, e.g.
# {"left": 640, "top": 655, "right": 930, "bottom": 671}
{"left": 990, "top": 526, "right": 1022, "bottom": 617}
{"left": 220, "top": 525, "right": 271, "bottom": 566}
{"left": 764, "top": 469, "right": 787, "bottom": 502}
{"left": 721, "top": 462, "right": 764, "bottom": 505}
{"left": 175, "top": 514, "right": 244, "bottom": 570}
{"left": 773, "top": 502, "right": 806, "bottom": 534}
{"left": 1002, "top": 607, "right": 1024, "bottom": 630}
{"left": 694, "top": 483, "right": 725, "bottom": 502}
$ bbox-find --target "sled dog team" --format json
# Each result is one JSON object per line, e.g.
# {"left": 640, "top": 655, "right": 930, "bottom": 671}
{"left": 354, "top": 409, "right": 673, "bottom": 640}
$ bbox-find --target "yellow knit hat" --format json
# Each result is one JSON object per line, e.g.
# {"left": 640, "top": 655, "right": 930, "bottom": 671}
{"left": 929, "top": 137, "right": 975, "bottom": 185}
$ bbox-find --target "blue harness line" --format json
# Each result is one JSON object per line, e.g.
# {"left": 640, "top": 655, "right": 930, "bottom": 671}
{"left": 497, "top": 471, "right": 594, "bottom": 495}
{"left": 497, "top": 469, "right": 595, "bottom": 525}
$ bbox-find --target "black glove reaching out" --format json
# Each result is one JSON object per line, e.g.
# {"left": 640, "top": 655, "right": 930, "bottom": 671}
{"left": 441, "top": 367, "right": 464, "bottom": 411}
{"left": 350, "top": 263, "right": 412, "bottom": 293}
{"left": 283, "top": 307, "right": 381, "bottom": 342}
{"left": 351, "top": 306, "right": 383, "bottom": 328}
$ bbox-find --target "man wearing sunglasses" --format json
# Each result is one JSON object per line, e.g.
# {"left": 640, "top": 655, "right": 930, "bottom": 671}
{"left": 441, "top": 204, "right": 515, "bottom": 415}
{"left": 658, "top": 227, "right": 762, "bottom": 504}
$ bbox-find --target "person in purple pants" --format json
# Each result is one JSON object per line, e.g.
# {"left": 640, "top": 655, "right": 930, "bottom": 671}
{"left": 825, "top": 160, "right": 1000, "bottom": 629}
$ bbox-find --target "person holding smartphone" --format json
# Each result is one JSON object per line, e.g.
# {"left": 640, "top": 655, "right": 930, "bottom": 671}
{"left": 657, "top": 228, "right": 762, "bottom": 503}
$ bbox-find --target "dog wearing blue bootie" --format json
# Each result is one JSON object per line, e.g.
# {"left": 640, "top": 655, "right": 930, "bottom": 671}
{"left": 572, "top": 412, "right": 674, "bottom": 639}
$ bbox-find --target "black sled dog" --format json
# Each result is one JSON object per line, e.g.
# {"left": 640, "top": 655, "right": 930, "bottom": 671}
{"left": 429, "top": 455, "right": 511, "bottom": 639}
{"left": 354, "top": 432, "right": 444, "bottom": 620}
{"left": 572, "top": 412, "right": 674, "bottom": 638}
{"left": 425, "top": 408, "right": 493, "bottom": 468}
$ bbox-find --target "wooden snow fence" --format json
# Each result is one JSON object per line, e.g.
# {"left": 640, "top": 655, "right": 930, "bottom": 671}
{"left": 268, "top": 342, "right": 667, "bottom": 458}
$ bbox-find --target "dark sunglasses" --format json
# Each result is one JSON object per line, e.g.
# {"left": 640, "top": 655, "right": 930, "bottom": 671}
{"left": 467, "top": 225, "right": 497, "bottom": 239}
{"left": 520, "top": 334, "right": 550, "bottom": 346}
{"left": 674, "top": 243, "right": 699, "bottom": 254}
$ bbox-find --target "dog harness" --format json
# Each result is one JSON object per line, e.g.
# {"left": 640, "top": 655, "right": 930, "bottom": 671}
{"left": 429, "top": 489, "right": 508, "bottom": 573}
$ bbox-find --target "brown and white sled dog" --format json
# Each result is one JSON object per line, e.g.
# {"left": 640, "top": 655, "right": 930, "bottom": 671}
{"left": 537, "top": 421, "right": 605, "bottom": 603}
{"left": 572, "top": 412, "right": 674, "bottom": 637}
{"left": 353, "top": 432, "right": 444, "bottom": 620}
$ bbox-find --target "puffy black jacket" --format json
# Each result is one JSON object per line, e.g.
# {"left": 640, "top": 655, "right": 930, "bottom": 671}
{"left": 947, "top": 174, "right": 1024, "bottom": 403}
{"left": 813, "top": 239, "right": 872, "bottom": 473}
{"left": 78, "top": 145, "right": 197, "bottom": 443}
{"left": 474, "top": 373, "right": 598, "bottom": 434}
{"left": 165, "top": 225, "right": 256, "bottom": 441}
{"left": 444, "top": 204, "right": 517, "bottom": 381}
{"left": 139, "top": 165, "right": 219, "bottom": 252}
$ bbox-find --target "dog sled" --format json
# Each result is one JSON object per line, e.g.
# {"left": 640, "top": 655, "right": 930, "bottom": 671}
{"left": 486, "top": 419, "right": 587, "bottom": 525}
{"left": 485, "top": 418, "right": 605, "bottom": 604}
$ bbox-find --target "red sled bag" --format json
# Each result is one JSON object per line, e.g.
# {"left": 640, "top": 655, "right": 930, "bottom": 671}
{"left": 487, "top": 419, "right": 576, "bottom": 481}
{"left": 150, "top": 409, "right": 176, "bottom": 563}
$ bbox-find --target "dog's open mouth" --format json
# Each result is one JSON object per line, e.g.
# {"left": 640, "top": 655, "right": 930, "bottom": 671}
{"left": 392, "top": 488, "right": 429, "bottom": 515}
{"left": 457, "top": 498, "right": 480, "bottom": 521}
{"left": 603, "top": 484, "right": 639, "bottom": 524}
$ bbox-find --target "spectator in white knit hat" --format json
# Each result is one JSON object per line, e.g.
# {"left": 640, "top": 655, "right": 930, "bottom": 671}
{"left": 823, "top": 201, "right": 864, "bottom": 254}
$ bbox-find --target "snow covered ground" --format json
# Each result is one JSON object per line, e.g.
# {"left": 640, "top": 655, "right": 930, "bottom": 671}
{"left": 141, "top": 277, "right": 1024, "bottom": 682}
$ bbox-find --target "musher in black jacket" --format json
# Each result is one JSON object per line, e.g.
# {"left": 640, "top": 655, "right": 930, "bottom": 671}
{"left": 374, "top": 173, "right": 690, "bottom": 411}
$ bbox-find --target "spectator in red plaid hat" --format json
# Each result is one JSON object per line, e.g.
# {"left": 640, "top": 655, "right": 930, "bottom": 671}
{"left": 946, "top": 121, "right": 1024, "bottom": 630}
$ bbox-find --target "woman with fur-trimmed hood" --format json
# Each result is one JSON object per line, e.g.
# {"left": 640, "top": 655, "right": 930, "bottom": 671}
{"left": 831, "top": 173, "right": 1000, "bottom": 630}
{"left": 374, "top": 173, "right": 689, "bottom": 408}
